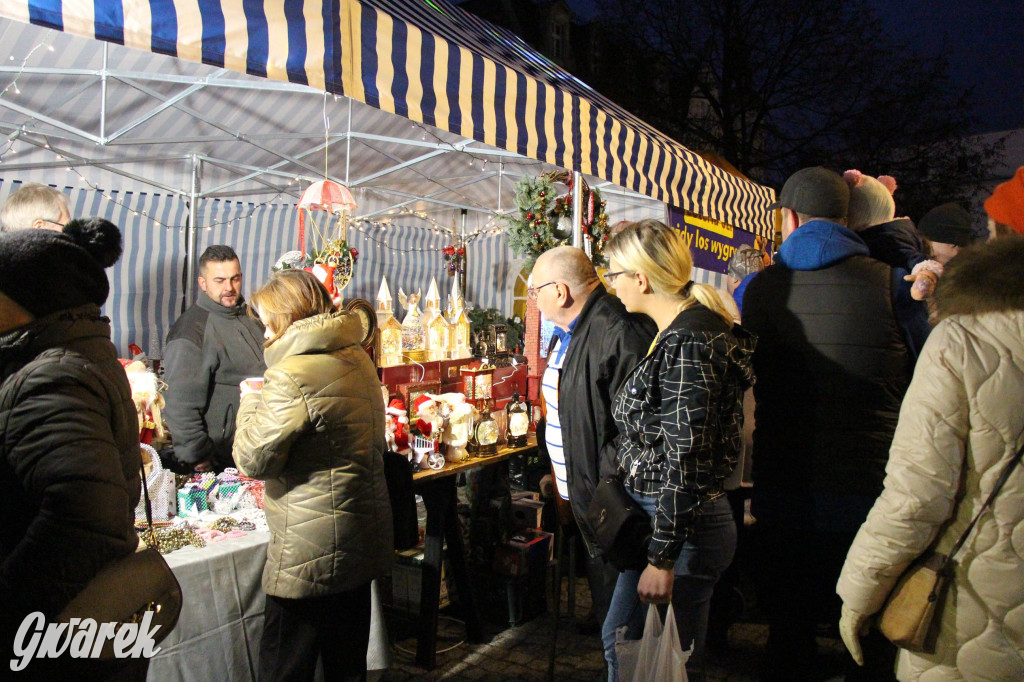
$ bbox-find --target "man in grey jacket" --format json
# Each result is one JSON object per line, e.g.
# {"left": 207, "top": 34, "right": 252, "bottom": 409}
{"left": 163, "top": 245, "right": 266, "bottom": 472}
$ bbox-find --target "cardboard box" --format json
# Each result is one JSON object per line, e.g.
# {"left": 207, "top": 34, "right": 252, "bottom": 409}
{"left": 511, "top": 497, "right": 545, "bottom": 530}
{"left": 391, "top": 548, "right": 451, "bottom": 612}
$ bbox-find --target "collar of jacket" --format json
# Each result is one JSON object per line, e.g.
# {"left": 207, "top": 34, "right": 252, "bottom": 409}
{"left": 649, "top": 303, "right": 756, "bottom": 387}
{"left": 0, "top": 304, "right": 110, "bottom": 375}
{"left": 264, "top": 311, "right": 364, "bottom": 367}
{"left": 197, "top": 292, "right": 250, "bottom": 318}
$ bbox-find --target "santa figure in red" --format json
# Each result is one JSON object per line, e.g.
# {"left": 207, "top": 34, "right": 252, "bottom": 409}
{"left": 385, "top": 399, "right": 410, "bottom": 454}
{"left": 413, "top": 394, "right": 442, "bottom": 441}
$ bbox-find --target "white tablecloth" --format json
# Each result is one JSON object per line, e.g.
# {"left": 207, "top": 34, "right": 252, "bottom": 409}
{"left": 147, "top": 531, "right": 389, "bottom": 681}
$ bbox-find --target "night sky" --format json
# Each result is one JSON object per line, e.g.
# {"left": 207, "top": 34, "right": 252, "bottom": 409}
{"left": 564, "top": 0, "right": 1023, "bottom": 134}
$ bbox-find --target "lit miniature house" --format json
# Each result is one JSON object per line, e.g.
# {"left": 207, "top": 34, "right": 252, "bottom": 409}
{"left": 375, "top": 276, "right": 394, "bottom": 327}
{"left": 375, "top": 277, "right": 404, "bottom": 366}
{"left": 399, "top": 288, "right": 425, "bottom": 356}
{"left": 447, "top": 276, "right": 472, "bottom": 359}
{"left": 422, "top": 278, "right": 451, "bottom": 361}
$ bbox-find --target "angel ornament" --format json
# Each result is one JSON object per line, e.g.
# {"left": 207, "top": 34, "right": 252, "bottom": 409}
{"left": 399, "top": 288, "right": 426, "bottom": 352}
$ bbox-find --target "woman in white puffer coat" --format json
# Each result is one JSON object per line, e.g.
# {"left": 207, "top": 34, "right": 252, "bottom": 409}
{"left": 837, "top": 236, "right": 1024, "bottom": 681}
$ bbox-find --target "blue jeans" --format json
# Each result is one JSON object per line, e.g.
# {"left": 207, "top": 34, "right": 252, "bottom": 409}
{"left": 601, "top": 493, "right": 736, "bottom": 682}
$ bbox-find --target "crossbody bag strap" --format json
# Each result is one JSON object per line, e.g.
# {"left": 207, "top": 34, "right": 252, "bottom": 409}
{"left": 139, "top": 457, "right": 156, "bottom": 540}
{"left": 941, "top": 437, "right": 1024, "bottom": 571}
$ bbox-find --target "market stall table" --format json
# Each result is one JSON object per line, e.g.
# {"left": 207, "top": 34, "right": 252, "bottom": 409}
{"left": 147, "top": 529, "right": 388, "bottom": 681}
{"left": 410, "top": 434, "right": 539, "bottom": 669}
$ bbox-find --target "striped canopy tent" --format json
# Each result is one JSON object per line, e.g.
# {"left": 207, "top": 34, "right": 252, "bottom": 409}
{"left": 0, "top": 0, "right": 774, "bottom": 354}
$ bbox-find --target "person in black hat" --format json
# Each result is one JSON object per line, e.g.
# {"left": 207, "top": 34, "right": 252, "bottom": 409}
{"left": 742, "top": 167, "right": 913, "bottom": 682}
{"left": 917, "top": 202, "right": 974, "bottom": 265}
{"left": 0, "top": 219, "right": 148, "bottom": 679}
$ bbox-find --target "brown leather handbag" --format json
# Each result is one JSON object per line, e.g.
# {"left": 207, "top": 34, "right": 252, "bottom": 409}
{"left": 878, "top": 440, "right": 1024, "bottom": 652}
{"left": 56, "top": 457, "right": 182, "bottom": 658}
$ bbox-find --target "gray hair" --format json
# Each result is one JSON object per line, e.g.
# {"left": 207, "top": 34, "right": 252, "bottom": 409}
{"left": 1, "top": 183, "right": 69, "bottom": 232}
{"left": 727, "top": 247, "right": 765, "bottom": 280}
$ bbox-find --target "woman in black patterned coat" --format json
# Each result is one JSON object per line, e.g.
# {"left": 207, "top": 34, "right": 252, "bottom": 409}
{"left": 599, "top": 219, "right": 755, "bottom": 682}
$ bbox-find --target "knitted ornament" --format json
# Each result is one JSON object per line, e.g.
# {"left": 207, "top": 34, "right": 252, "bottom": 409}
{"left": 984, "top": 166, "right": 1024, "bottom": 234}
{"left": 844, "top": 170, "right": 897, "bottom": 231}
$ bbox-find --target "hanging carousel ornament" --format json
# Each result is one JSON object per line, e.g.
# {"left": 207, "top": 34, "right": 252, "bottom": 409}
{"left": 283, "top": 180, "right": 359, "bottom": 305}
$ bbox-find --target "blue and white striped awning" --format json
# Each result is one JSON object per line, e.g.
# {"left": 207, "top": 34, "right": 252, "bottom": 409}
{"left": 0, "top": 0, "right": 774, "bottom": 238}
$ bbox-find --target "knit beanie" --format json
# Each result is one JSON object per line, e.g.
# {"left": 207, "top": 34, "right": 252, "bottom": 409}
{"left": 843, "top": 170, "right": 897, "bottom": 231}
{"left": 0, "top": 217, "right": 122, "bottom": 317}
{"left": 984, "top": 166, "right": 1024, "bottom": 234}
{"left": 917, "top": 203, "right": 973, "bottom": 247}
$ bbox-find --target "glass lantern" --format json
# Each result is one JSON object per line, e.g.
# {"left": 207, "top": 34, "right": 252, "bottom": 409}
{"left": 474, "top": 400, "right": 499, "bottom": 456}
{"left": 505, "top": 389, "right": 529, "bottom": 448}
{"left": 490, "top": 324, "right": 508, "bottom": 366}
{"left": 460, "top": 363, "right": 495, "bottom": 411}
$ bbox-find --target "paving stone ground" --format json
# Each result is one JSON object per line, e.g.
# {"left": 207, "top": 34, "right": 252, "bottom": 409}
{"left": 382, "top": 575, "right": 850, "bottom": 682}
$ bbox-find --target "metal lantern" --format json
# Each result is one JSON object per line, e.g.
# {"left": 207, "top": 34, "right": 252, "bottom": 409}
{"left": 490, "top": 323, "right": 509, "bottom": 366}
{"left": 474, "top": 399, "right": 499, "bottom": 456}
{"left": 460, "top": 363, "right": 495, "bottom": 411}
{"left": 505, "top": 389, "right": 529, "bottom": 448}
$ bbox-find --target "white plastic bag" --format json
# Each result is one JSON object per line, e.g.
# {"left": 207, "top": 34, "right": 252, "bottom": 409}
{"left": 626, "top": 603, "right": 691, "bottom": 682}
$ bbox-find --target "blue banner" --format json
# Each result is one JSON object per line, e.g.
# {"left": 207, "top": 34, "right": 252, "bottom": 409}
{"left": 668, "top": 206, "right": 768, "bottom": 275}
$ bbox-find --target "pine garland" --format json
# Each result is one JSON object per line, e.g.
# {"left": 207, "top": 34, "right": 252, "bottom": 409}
{"left": 503, "top": 171, "right": 611, "bottom": 269}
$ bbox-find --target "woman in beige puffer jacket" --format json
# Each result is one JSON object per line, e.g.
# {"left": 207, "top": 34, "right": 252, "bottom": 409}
{"left": 233, "top": 269, "right": 392, "bottom": 681}
{"left": 837, "top": 237, "right": 1024, "bottom": 681}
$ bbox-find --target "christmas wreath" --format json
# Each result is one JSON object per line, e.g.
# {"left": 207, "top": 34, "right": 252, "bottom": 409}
{"left": 503, "top": 171, "right": 610, "bottom": 268}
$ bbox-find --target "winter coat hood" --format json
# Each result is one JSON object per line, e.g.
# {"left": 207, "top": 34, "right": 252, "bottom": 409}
{"left": 776, "top": 219, "right": 869, "bottom": 271}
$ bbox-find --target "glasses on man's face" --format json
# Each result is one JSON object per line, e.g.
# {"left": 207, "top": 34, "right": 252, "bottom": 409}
{"left": 603, "top": 270, "right": 632, "bottom": 285}
{"left": 44, "top": 219, "right": 67, "bottom": 229}
{"left": 527, "top": 281, "right": 557, "bottom": 300}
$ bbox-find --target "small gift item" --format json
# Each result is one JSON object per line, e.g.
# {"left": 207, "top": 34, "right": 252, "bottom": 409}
{"left": 135, "top": 444, "right": 176, "bottom": 522}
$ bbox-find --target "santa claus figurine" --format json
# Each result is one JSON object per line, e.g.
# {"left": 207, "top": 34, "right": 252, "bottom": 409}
{"left": 385, "top": 399, "right": 410, "bottom": 454}
{"left": 412, "top": 394, "right": 442, "bottom": 440}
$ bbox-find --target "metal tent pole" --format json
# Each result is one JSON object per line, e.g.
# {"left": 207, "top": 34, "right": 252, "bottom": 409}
{"left": 571, "top": 170, "right": 583, "bottom": 249}
{"left": 183, "top": 154, "right": 201, "bottom": 310}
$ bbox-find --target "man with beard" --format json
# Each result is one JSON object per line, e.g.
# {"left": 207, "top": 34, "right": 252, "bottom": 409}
{"left": 163, "top": 245, "right": 266, "bottom": 472}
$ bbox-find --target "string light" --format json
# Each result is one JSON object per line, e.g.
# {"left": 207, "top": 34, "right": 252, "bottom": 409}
{"left": 0, "top": 39, "right": 52, "bottom": 100}
{"left": 36, "top": 135, "right": 295, "bottom": 230}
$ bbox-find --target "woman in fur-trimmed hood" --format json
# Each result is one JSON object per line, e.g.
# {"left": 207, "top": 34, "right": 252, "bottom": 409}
{"left": 837, "top": 237, "right": 1024, "bottom": 681}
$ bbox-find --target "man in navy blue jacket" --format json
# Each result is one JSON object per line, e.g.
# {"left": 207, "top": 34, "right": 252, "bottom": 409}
{"left": 743, "top": 167, "right": 911, "bottom": 682}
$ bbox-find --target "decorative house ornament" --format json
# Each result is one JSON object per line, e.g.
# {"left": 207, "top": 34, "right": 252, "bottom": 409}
{"left": 376, "top": 276, "right": 394, "bottom": 326}
{"left": 375, "top": 276, "right": 403, "bottom": 366}
{"left": 447, "top": 276, "right": 472, "bottom": 359}
{"left": 398, "top": 288, "right": 425, "bottom": 357}
{"left": 421, "top": 278, "right": 450, "bottom": 361}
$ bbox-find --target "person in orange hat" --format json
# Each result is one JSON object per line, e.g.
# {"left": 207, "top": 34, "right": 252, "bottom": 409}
{"left": 984, "top": 166, "right": 1024, "bottom": 239}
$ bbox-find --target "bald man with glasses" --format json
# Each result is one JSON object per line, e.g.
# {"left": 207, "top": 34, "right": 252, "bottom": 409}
{"left": 530, "top": 246, "right": 656, "bottom": 634}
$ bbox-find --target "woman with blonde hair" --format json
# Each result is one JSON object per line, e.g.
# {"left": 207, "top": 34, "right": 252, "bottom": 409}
{"left": 233, "top": 269, "right": 393, "bottom": 681}
{"left": 600, "top": 219, "right": 755, "bottom": 681}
